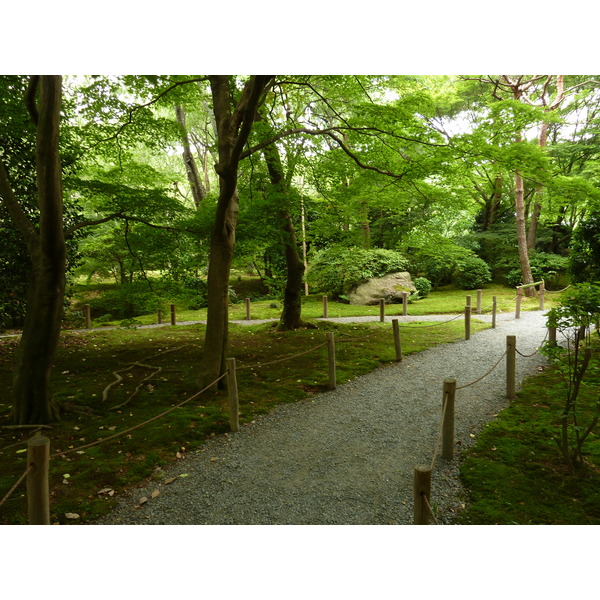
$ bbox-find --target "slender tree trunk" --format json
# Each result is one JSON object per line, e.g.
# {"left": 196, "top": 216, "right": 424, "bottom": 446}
{"left": 7, "top": 76, "right": 65, "bottom": 424}
{"left": 175, "top": 104, "right": 206, "bottom": 208}
{"left": 527, "top": 120, "right": 549, "bottom": 251}
{"left": 515, "top": 170, "right": 535, "bottom": 296}
{"left": 259, "top": 125, "right": 307, "bottom": 330}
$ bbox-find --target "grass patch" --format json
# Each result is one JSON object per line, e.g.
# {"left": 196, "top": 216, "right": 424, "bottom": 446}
{"left": 0, "top": 316, "right": 488, "bottom": 525}
{"left": 456, "top": 340, "right": 600, "bottom": 525}
{"left": 63, "top": 282, "right": 562, "bottom": 330}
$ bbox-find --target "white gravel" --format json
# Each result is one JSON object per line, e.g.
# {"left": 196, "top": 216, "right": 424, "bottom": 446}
{"left": 97, "top": 310, "right": 551, "bottom": 525}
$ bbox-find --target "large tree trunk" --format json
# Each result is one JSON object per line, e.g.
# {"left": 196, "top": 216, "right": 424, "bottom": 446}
{"left": 198, "top": 75, "right": 272, "bottom": 388}
{"left": 7, "top": 76, "right": 65, "bottom": 424}
{"left": 175, "top": 104, "right": 206, "bottom": 209}
{"left": 515, "top": 170, "right": 535, "bottom": 297}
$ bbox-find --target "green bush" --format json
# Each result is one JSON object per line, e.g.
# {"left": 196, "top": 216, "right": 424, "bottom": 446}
{"left": 506, "top": 253, "right": 569, "bottom": 288}
{"left": 569, "top": 211, "right": 600, "bottom": 284}
{"left": 306, "top": 246, "right": 408, "bottom": 298}
{"left": 413, "top": 277, "right": 432, "bottom": 298}
{"left": 454, "top": 255, "right": 492, "bottom": 289}
{"left": 85, "top": 282, "right": 162, "bottom": 320}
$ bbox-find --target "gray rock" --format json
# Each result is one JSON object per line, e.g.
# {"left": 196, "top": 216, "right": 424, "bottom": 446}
{"left": 348, "top": 271, "right": 416, "bottom": 305}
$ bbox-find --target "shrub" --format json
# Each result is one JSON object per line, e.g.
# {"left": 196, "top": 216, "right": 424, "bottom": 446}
{"left": 306, "top": 247, "right": 408, "bottom": 298}
{"left": 569, "top": 211, "right": 600, "bottom": 283}
{"left": 454, "top": 255, "right": 492, "bottom": 289}
{"left": 505, "top": 253, "right": 569, "bottom": 288}
{"left": 85, "top": 282, "right": 162, "bottom": 319}
{"left": 413, "top": 277, "right": 432, "bottom": 299}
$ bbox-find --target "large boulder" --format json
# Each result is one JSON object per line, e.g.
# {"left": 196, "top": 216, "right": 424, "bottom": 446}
{"left": 347, "top": 271, "right": 416, "bottom": 305}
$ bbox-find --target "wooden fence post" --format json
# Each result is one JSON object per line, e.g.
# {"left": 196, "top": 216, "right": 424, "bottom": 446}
{"left": 506, "top": 335, "right": 516, "bottom": 400}
{"left": 548, "top": 326, "right": 557, "bottom": 347}
{"left": 245, "top": 297, "right": 251, "bottom": 321}
{"left": 515, "top": 289, "right": 522, "bottom": 319}
{"left": 476, "top": 289, "right": 482, "bottom": 315}
{"left": 170, "top": 303, "right": 176, "bottom": 326}
{"left": 402, "top": 292, "right": 408, "bottom": 316}
{"left": 27, "top": 436, "right": 50, "bottom": 525}
{"left": 413, "top": 466, "right": 432, "bottom": 525}
{"left": 539, "top": 281, "right": 545, "bottom": 311}
{"left": 466, "top": 294, "right": 472, "bottom": 309}
{"left": 465, "top": 305, "right": 471, "bottom": 340}
{"left": 326, "top": 332, "right": 336, "bottom": 390}
{"left": 84, "top": 303, "right": 91, "bottom": 329}
{"left": 442, "top": 378, "right": 456, "bottom": 461}
{"left": 157, "top": 309, "right": 162, "bottom": 324}
{"left": 323, "top": 295, "right": 328, "bottom": 319}
{"left": 379, "top": 298, "right": 385, "bottom": 323}
{"left": 392, "top": 319, "right": 402, "bottom": 362}
{"left": 226, "top": 358, "right": 240, "bottom": 433}
{"left": 492, "top": 296, "right": 497, "bottom": 329}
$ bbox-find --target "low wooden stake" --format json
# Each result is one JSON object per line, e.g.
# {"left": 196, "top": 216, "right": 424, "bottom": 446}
{"left": 327, "top": 332, "right": 336, "bottom": 390}
{"left": 506, "top": 335, "right": 516, "bottom": 400}
{"left": 379, "top": 298, "right": 385, "bottom": 323}
{"left": 402, "top": 292, "right": 408, "bottom": 316}
{"left": 539, "top": 281, "right": 545, "bottom": 311}
{"left": 442, "top": 379, "right": 456, "bottom": 460}
{"left": 245, "top": 297, "right": 251, "bottom": 321}
{"left": 85, "top": 303, "right": 91, "bottom": 329}
{"left": 157, "top": 309, "right": 162, "bottom": 324}
{"left": 515, "top": 290, "right": 522, "bottom": 319}
{"left": 226, "top": 358, "right": 240, "bottom": 433}
{"left": 548, "top": 326, "right": 557, "bottom": 347}
{"left": 323, "top": 295, "right": 328, "bottom": 319}
{"left": 465, "top": 305, "right": 471, "bottom": 340}
{"left": 492, "top": 296, "right": 497, "bottom": 329}
{"left": 27, "top": 436, "right": 50, "bottom": 525}
{"left": 170, "top": 303, "right": 176, "bottom": 326}
{"left": 476, "top": 289, "right": 482, "bottom": 314}
{"left": 392, "top": 319, "right": 402, "bottom": 361}
{"left": 413, "top": 466, "right": 432, "bottom": 525}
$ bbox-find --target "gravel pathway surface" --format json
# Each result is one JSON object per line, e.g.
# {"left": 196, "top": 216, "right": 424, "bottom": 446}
{"left": 97, "top": 310, "right": 550, "bottom": 525}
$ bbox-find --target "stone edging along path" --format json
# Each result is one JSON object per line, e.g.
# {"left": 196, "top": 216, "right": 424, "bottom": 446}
{"left": 96, "top": 310, "right": 551, "bottom": 525}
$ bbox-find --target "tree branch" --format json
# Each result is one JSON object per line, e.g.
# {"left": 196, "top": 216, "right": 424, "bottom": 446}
{"left": 24, "top": 76, "right": 40, "bottom": 125}
{"left": 0, "top": 159, "right": 39, "bottom": 252}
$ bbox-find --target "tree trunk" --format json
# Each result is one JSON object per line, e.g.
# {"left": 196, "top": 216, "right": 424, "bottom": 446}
{"left": 515, "top": 170, "right": 535, "bottom": 297}
{"left": 198, "top": 75, "right": 272, "bottom": 388}
{"left": 258, "top": 112, "right": 308, "bottom": 331}
{"left": 527, "top": 120, "right": 549, "bottom": 251}
{"left": 10, "top": 76, "right": 65, "bottom": 424}
{"left": 175, "top": 104, "right": 206, "bottom": 209}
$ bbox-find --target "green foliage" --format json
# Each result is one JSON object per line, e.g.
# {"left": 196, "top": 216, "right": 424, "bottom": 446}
{"left": 306, "top": 247, "right": 408, "bottom": 298}
{"left": 412, "top": 277, "right": 432, "bottom": 299}
{"left": 546, "top": 283, "right": 600, "bottom": 333}
{"left": 84, "top": 282, "right": 163, "bottom": 320}
{"left": 453, "top": 255, "right": 492, "bottom": 289}
{"left": 544, "top": 283, "right": 600, "bottom": 467}
{"left": 569, "top": 211, "right": 600, "bottom": 284}
{"left": 505, "top": 252, "right": 569, "bottom": 288}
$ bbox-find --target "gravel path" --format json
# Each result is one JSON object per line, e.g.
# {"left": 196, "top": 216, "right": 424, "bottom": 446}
{"left": 97, "top": 311, "right": 550, "bottom": 525}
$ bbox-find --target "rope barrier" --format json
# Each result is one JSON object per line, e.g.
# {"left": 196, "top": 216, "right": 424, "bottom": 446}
{"left": 545, "top": 285, "right": 571, "bottom": 294}
{"left": 50, "top": 373, "right": 228, "bottom": 459}
{"left": 515, "top": 330, "right": 550, "bottom": 358}
{"left": 455, "top": 350, "right": 508, "bottom": 390}
{"left": 398, "top": 313, "right": 464, "bottom": 328}
{"left": 235, "top": 342, "right": 328, "bottom": 371}
{"left": 422, "top": 492, "right": 440, "bottom": 525}
{"left": 0, "top": 465, "right": 32, "bottom": 510}
{"left": 430, "top": 397, "right": 449, "bottom": 471}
